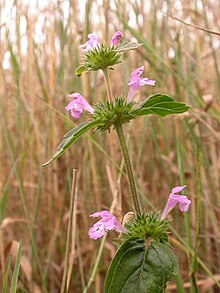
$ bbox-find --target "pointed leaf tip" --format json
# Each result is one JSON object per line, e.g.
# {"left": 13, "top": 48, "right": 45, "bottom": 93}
{"left": 42, "top": 120, "right": 98, "bottom": 166}
{"left": 116, "top": 41, "right": 143, "bottom": 52}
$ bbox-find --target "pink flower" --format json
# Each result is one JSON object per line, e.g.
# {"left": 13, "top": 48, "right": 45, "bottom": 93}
{"left": 80, "top": 33, "right": 100, "bottom": 52}
{"left": 111, "top": 31, "right": 123, "bottom": 46}
{"left": 89, "top": 210, "right": 127, "bottom": 240}
{"left": 65, "top": 93, "right": 94, "bottom": 118}
{"left": 161, "top": 185, "right": 191, "bottom": 220}
{"left": 127, "top": 66, "right": 156, "bottom": 102}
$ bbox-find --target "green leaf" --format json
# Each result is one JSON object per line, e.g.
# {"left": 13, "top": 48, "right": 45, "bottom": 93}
{"left": 10, "top": 240, "right": 22, "bottom": 293}
{"left": 116, "top": 41, "right": 143, "bottom": 52}
{"left": 104, "top": 238, "right": 178, "bottom": 293}
{"left": 134, "top": 93, "right": 190, "bottom": 117}
{"left": 43, "top": 120, "right": 98, "bottom": 166}
{"left": 75, "top": 65, "right": 87, "bottom": 76}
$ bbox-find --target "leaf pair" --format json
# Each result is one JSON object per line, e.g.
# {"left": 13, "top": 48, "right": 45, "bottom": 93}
{"left": 43, "top": 94, "right": 190, "bottom": 166}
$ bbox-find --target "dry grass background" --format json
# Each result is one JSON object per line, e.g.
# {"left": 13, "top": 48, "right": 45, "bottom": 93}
{"left": 1, "top": 0, "right": 220, "bottom": 292}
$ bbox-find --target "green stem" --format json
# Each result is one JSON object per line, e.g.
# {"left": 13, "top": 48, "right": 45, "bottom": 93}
{"left": 115, "top": 122, "right": 141, "bottom": 215}
{"left": 102, "top": 66, "right": 141, "bottom": 214}
{"left": 102, "top": 68, "right": 113, "bottom": 101}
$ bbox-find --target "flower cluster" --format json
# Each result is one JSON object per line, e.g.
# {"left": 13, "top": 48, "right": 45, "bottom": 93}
{"left": 80, "top": 31, "right": 123, "bottom": 52}
{"left": 65, "top": 31, "right": 157, "bottom": 119}
{"left": 66, "top": 66, "right": 155, "bottom": 119}
{"left": 89, "top": 185, "right": 191, "bottom": 240}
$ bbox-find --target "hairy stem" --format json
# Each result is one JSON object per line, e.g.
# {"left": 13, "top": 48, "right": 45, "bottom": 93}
{"left": 115, "top": 122, "right": 141, "bottom": 215}
{"left": 102, "top": 68, "right": 113, "bottom": 101}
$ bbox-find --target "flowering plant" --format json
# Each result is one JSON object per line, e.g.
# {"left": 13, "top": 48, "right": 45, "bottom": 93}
{"left": 43, "top": 31, "right": 191, "bottom": 292}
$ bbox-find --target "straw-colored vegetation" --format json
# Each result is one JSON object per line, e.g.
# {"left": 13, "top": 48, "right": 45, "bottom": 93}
{"left": 1, "top": 0, "right": 220, "bottom": 292}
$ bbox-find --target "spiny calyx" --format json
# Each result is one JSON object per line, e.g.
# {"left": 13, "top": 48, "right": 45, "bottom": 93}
{"left": 92, "top": 97, "right": 136, "bottom": 132}
{"left": 123, "top": 211, "right": 169, "bottom": 242}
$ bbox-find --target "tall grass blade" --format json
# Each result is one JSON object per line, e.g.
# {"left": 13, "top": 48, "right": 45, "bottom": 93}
{"left": 2, "top": 256, "right": 12, "bottom": 293}
{"left": 10, "top": 240, "right": 22, "bottom": 293}
{"left": 61, "top": 169, "right": 77, "bottom": 293}
{"left": 191, "top": 140, "right": 201, "bottom": 293}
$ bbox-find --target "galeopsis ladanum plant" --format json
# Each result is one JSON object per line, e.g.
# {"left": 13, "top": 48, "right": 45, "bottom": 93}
{"left": 43, "top": 31, "right": 191, "bottom": 293}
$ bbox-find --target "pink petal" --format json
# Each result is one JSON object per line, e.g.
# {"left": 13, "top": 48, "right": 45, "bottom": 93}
{"left": 103, "top": 218, "right": 117, "bottom": 230}
{"left": 65, "top": 100, "right": 77, "bottom": 111}
{"left": 90, "top": 210, "right": 111, "bottom": 218}
{"left": 89, "top": 225, "right": 106, "bottom": 240}
{"left": 72, "top": 95, "right": 94, "bottom": 114}
{"left": 80, "top": 33, "right": 100, "bottom": 52}
{"left": 88, "top": 210, "right": 127, "bottom": 240}
{"left": 78, "top": 98, "right": 94, "bottom": 114}
{"left": 178, "top": 198, "right": 191, "bottom": 212}
{"left": 127, "top": 79, "right": 141, "bottom": 87}
{"left": 127, "top": 88, "right": 135, "bottom": 103}
{"left": 160, "top": 207, "right": 171, "bottom": 221}
{"left": 67, "top": 93, "right": 82, "bottom": 99}
{"left": 139, "top": 78, "right": 156, "bottom": 86}
{"left": 172, "top": 185, "right": 187, "bottom": 194}
{"left": 128, "top": 81, "right": 141, "bottom": 90}
{"left": 88, "top": 33, "right": 100, "bottom": 44}
{"left": 70, "top": 108, "right": 82, "bottom": 118}
{"left": 127, "top": 66, "right": 156, "bottom": 102}
{"left": 65, "top": 93, "right": 94, "bottom": 118}
{"left": 131, "top": 66, "right": 144, "bottom": 77}
{"left": 114, "top": 221, "right": 128, "bottom": 233}
{"left": 161, "top": 185, "right": 191, "bottom": 220}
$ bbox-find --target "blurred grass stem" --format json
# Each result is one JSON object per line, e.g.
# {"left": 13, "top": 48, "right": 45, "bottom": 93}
{"left": 83, "top": 233, "right": 108, "bottom": 293}
{"left": 0, "top": 110, "right": 47, "bottom": 292}
{"left": 83, "top": 160, "right": 124, "bottom": 293}
{"left": 61, "top": 169, "right": 77, "bottom": 293}
{"left": 191, "top": 140, "right": 201, "bottom": 293}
